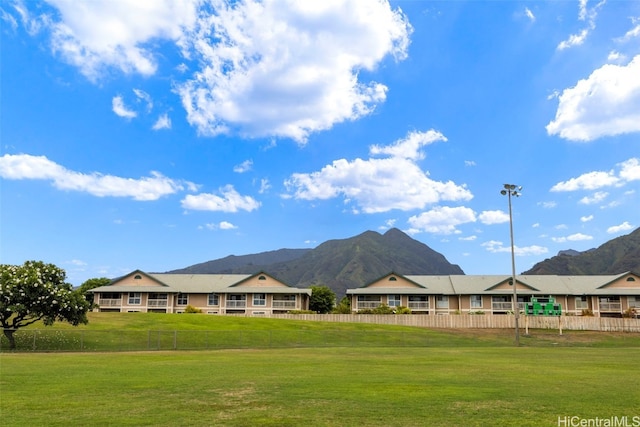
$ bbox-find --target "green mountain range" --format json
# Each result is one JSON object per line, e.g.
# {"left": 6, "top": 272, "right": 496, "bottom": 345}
{"left": 167, "top": 227, "right": 640, "bottom": 296}
{"left": 166, "top": 228, "right": 464, "bottom": 296}
{"left": 523, "top": 227, "right": 640, "bottom": 275}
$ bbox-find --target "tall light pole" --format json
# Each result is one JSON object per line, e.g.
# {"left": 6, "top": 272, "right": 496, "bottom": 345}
{"left": 501, "top": 184, "right": 521, "bottom": 346}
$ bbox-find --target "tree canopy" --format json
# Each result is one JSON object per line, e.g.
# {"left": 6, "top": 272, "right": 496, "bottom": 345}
{"left": 78, "top": 277, "right": 111, "bottom": 304}
{"left": 0, "top": 260, "right": 91, "bottom": 349}
{"left": 309, "top": 285, "right": 336, "bottom": 314}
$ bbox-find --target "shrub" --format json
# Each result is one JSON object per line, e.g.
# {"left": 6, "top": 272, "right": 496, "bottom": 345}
{"left": 395, "top": 306, "right": 412, "bottom": 314}
{"left": 184, "top": 305, "right": 202, "bottom": 314}
{"left": 622, "top": 308, "right": 637, "bottom": 318}
{"left": 581, "top": 309, "right": 594, "bottom": 317}
{"left": 288, "top": 310, "right": 316, "bottom": 314}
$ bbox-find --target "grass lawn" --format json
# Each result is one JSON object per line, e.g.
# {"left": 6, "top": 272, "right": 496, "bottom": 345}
{"left": 1, "top": 313, "right": 639, "bottom": 426}
{"left": 2, "top": 347, "right": 639, "bottom": 426}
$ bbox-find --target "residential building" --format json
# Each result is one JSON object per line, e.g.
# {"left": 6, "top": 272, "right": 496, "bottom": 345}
{"left": 346, "top": 271, "right": 640, "bottom": 318}
{"left": 90, "top": 270, "right": 311, "bottom": 315}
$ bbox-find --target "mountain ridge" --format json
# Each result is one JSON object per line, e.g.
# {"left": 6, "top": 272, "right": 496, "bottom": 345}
{"left": 523, "top": 227, "right": 640, "bottom": 275}
{"left": 166, "top": 228, "right": 464, "bottom": 296}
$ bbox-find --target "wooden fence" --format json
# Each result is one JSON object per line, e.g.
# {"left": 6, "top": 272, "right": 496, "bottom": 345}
{"left": 268, "top": 314, "right": 640, "bottom": 332}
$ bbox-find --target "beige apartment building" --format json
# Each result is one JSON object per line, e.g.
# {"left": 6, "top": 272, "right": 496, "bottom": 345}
{"left": 90, "top": 270, "right": 311, "bottom": 315}
{"left": 347, "top": 271, "right": 640, "bottom": 318}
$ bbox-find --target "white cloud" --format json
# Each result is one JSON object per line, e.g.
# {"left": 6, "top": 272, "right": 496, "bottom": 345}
{"left": 233, "top": 160, "right": 253, "bottom": 173}
{"left": 607, "top": 221, "right": 635, "bottom": 234}
{"left": 200, "top": 222, "right": 236, "bottom": 230}
{"left": 551, "top": 158, "right": 639, "bottom": 194}
{"left": 112, "top": 95, "right": 137, "bottom": 119}
{"left": 557, "top": 29, "right": 589, "bottom": 51}
{"left": 284, "top": 130, "right": 472, "bottom": 213}
{"left": 181, "top": 185, "right": 260, "bottom": 212}
{"left": 556, "top": 0, "right": 603, "bottom": 51}
{"left": 16, "top": 0, "right": 411, "bottom": 141}
{"left": 579, "top": 191, "right": 608, "bottom": 205}
{"left": 464, "top": 160, "right": 476, "bottom": 167}
{"left": 607, "top": 51, "right": 626, "bottom": 62}
{"left": 459, "top": 235, "right": 477, "bottom": 241}
{"left": 219, "top": 221, "right": 237, "bottom": 230}
{"left": 478, "top": 210, "right": 509, "bottom": 225}
{"left": 618, "top": 20, "right": 640, "bottom": 42}
{"left": 176, "top": 0, "right": 412, "bottom": 142}
{"left": 546, "top": 55, "right": 640, "bottom": 141}
{"left": 481, "top": 240, "right": 549, "bottom": 257}
{"left": 258, "top": 178, "right": 271, "bottom": 194}
{"left": 539, "top": 201, "right": 557, "bottom": 209}
{"left": 0, "top": 153, "right": 193, "bottom": 200}
{"left": 552, "top": 233, "right": 593, "bottom": 243}
{"left": 133, "top": 88, "right": 153, "bottom": 111}
{"left": 152, "top": 113, "right": 172, "bottom": 130}
{"left": 580, "top": 215, "right": 594, "bottom": 222}
{"left": 619, "top": 158, "right": 640, "bottom": 181}
{"left": 551, "top": 171, "right": 619, "bottom": 192}
{"left": 524, "top": 7, "right": 535, "bottom": 23}
{"left": 369, "top": 130, "right": 446, "bottom": 160}
{"left": 407, "top": 206, "right": 476, "bottom": 235}
{"left": 44, "top": 0, "right": 200, "bottom": 81}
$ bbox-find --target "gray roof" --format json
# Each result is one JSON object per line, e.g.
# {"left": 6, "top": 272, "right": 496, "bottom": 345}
{"left": 91, "top": 272, "right": 311, "bottom": 295}
{"left": 350, "top": 273, "right": 640, "bottom": 296}
{"left": 91, "top": 285, "right": 176, "bottom": 294}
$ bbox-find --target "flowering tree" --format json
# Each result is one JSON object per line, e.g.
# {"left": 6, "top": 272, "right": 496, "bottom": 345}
{"left": 0, "top": 261, "right": 90, "bottom": 349}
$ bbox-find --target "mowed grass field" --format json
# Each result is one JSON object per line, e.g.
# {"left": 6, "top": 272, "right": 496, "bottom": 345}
{"left": 2, "top": 313, "right": 640, "bottom": 426}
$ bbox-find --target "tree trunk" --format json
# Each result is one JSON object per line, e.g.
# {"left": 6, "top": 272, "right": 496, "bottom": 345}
{"left": 3, "top": 329, "right": 16, "bottom": 350}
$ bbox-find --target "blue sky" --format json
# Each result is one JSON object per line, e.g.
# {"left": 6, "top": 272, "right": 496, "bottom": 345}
{"left": 1, "top": 0, "right": 639, "bottom": 286}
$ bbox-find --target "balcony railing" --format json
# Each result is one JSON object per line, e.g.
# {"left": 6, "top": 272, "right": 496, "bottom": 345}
{"left": 599, "top": 302, "right": 621, "bottom": 312}
{"left": 272, "top": 301, "right": 296, "bottom": 309}
{"left": 147, "top": 299, "right": 168, "bottom": 307}
{"left": 357, "top": 302, "right": 381, "bottom": 309}
{"left": 226, "top": 300, "right": 246, "bottom": 308}
{"left": 98, "top": 298, "right": 122, "bottom": 307}
{"left": 408, "top": 302, "right": 429, "bottom": 309}
{"left": 492, "top": 302, "right": 525, "bottom": 311}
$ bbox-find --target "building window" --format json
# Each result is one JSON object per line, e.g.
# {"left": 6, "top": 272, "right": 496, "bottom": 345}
{"left": 177, "top": 294, "right": 188, "bottom": 306}
{"left": 226, "top": 294, "right": 247, "bottom": 308}
{"left": 628, "top": 296, "right": 640, "bottom": 309}
{"left": 134, "top": 274, "right": 142, "bottom": 280}
{"left": 148, "top": 293, "right": 168, "bottom": 307}
{"left": 626, "top": 277, "right": 636, "bottom": 282}
{"left": 492, "top": 295, "right": 511, "bottom": 311}
{"left": 253, "top": 293, "right": 266, "bottom": 306}
{"left": 470, "top": 295, "right": 482, "bottom": 309}
{"left": 408, "top": 295, "right": 428, "bottom": 309}
{"left": 389, "top": 276, "right": 397, "bottom": 281}
{"left": 599, "top": 296, "right": 621, "bottom": 312}
{"left": 436, "top": 295, "right": 449, "bottom": 309}
{"left": 357, "top": 295, "right": 381, "bottom": 309}
{"left": 575, "top": 296, "right": 589, "bottom": 310}
{"left": 258, "top": 275, "right": 267, "bottom": 281}
{"left": 128, "top": 292, "right": 141, "bottom": 305}
{"left": 208, "top": 293, "right": 219, "bottom": 306}
{"left": 273, "top": 294, "right": 297, "bottom": 309}
{"left": 388, "top": 295, "right": 401, "bottom": 307}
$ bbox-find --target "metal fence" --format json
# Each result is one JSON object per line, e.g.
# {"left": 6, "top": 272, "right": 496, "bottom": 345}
{"left": 2, "top": 314, "right": 639, "bottom": 352}
{"left": 1, "top": 329, "right": 439, "bottom": 352}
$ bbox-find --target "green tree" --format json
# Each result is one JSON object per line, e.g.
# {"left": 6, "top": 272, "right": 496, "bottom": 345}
{"left": 78, "top": 277, "right": 111, "bottom": 305}
{"left": 0, "top": 261, "right": 91, "bottom": 349}
{"left": 309, "top": 285, "right": 336, "bottom": 314}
